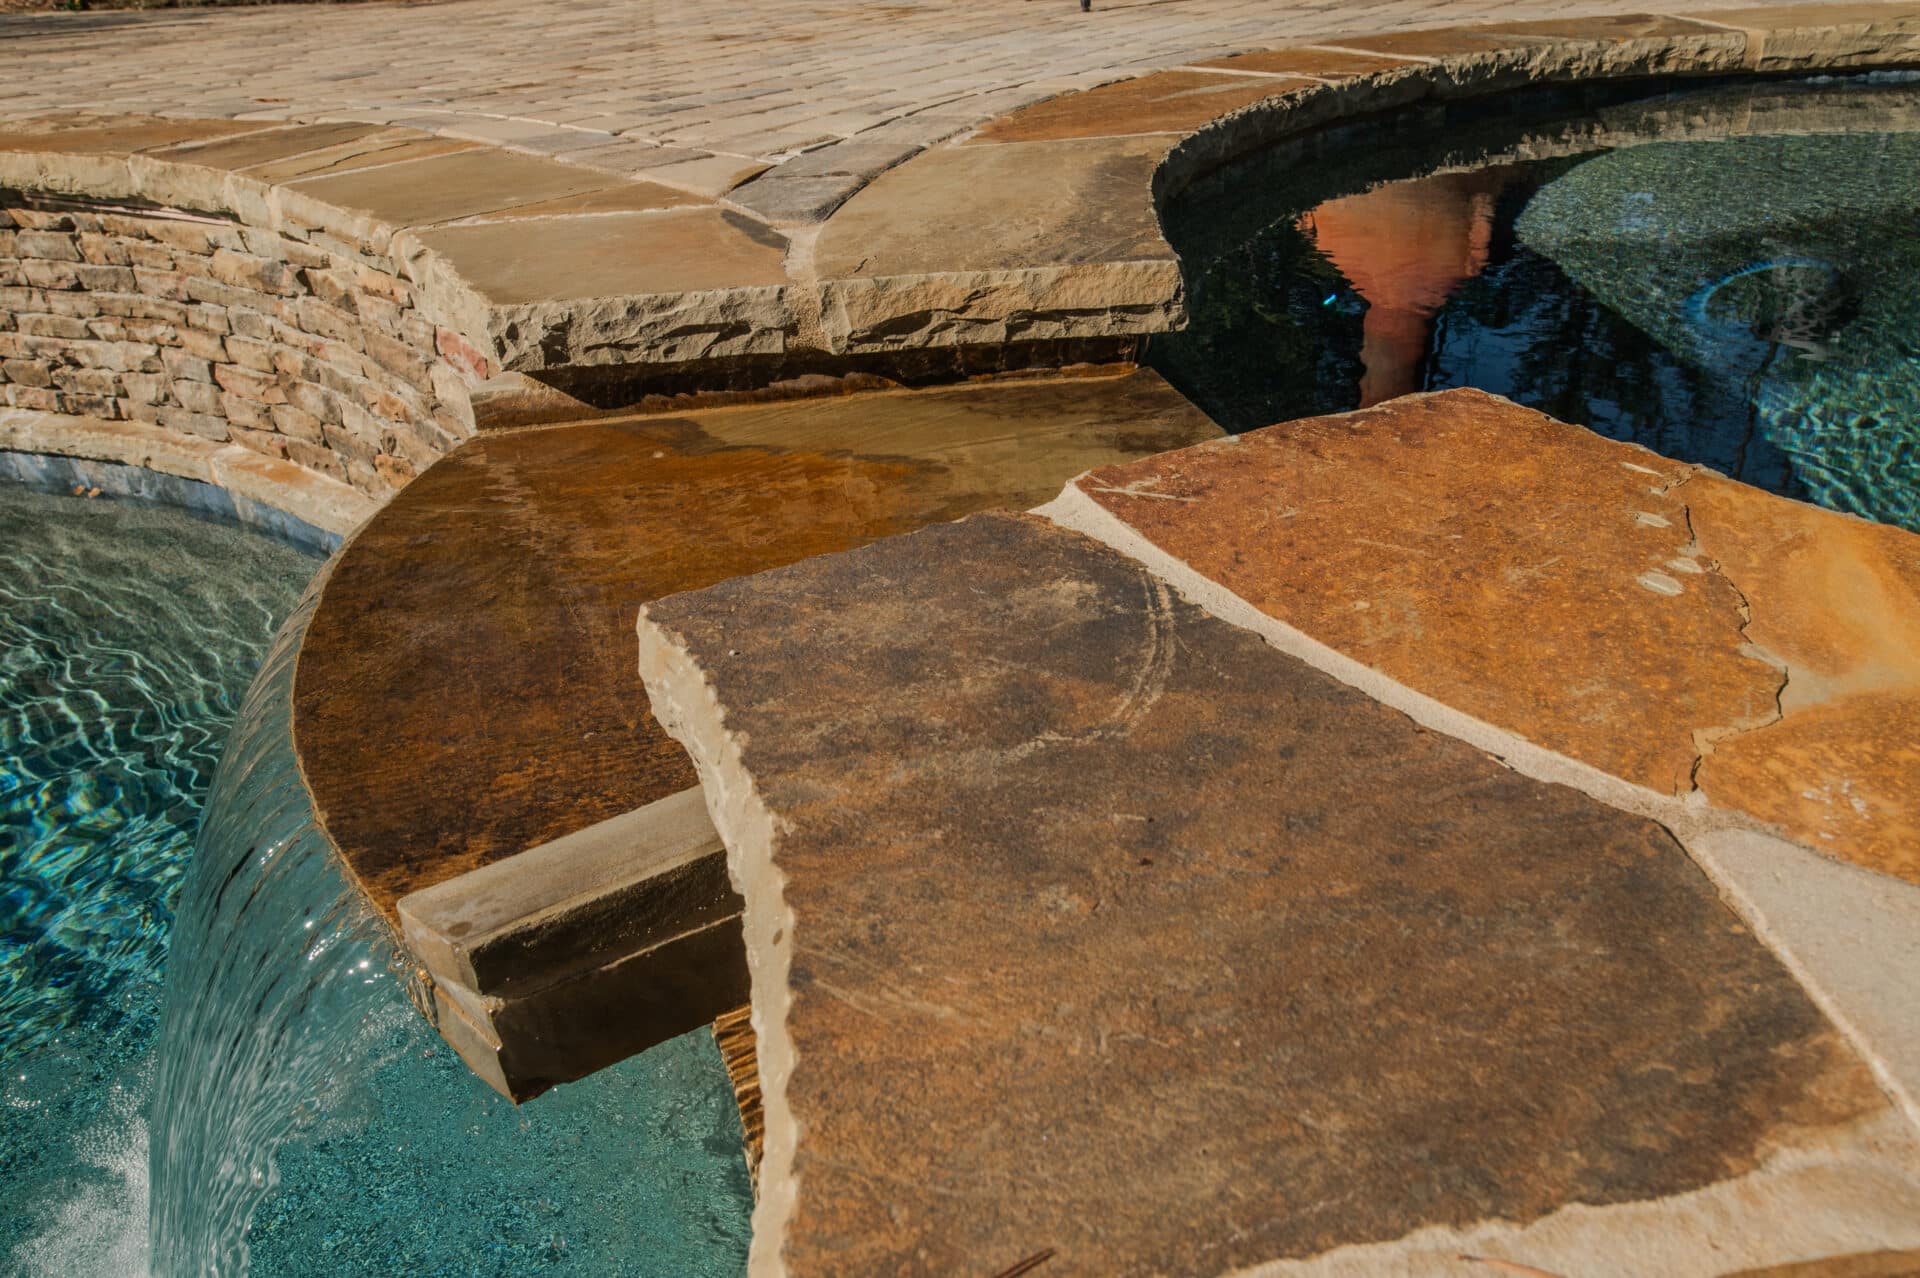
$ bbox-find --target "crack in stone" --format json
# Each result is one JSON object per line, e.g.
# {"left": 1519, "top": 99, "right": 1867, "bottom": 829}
{"left": 1663, "top": 471, "right": 1793, "bottom": 794}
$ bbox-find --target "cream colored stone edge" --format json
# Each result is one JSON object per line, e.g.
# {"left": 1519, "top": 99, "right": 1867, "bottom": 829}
{"left": 635, "top": 618, "right": 799, "bottom": 1278}
{"left": 0, "top": 404, "right": 374, "bottom": 535}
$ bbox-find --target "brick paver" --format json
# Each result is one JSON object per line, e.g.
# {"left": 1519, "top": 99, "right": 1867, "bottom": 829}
{"left": 0, "top": 0, "right": 1802, "bottom": 195}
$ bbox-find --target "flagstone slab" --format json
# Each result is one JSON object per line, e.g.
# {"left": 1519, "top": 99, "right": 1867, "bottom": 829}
{"left": 286, "top": 147, "right": 627, "bottom": 229}
{"left": 1066, "top": 389, "right": 1920, "bottom": 885}
{"left": 810, "top": 134, "right": 1181, "bottom": 353}
{"left": 416, "top": 207, "right": 788, "bottom": 305}
{"left": 635, "top": 510, "right": 1918, "bottom": 1278}
{"left": 0, "top": 113, "right": 263, "bottom": 155}
{"left": 968, "top": 70, "right": 1316, "bottom": 144}
{"left": 294, "top": 369, "right": 1220, "bottom": 923}
{"left": 146, "top": 121, "right": 388, "bottom": 172}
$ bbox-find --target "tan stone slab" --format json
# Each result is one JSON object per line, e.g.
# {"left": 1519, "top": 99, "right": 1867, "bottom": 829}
{"left": 969, "top": 70, "right": 1314, "bottom": 144}
{"left": 637, "top": 510, "right": 1913, "bottom": 1278}
{"left": 1687, "top": 475, "right": 1920, "bottom": 883}
{"left": 1725, "top": 1250, "right": 1920, "bottom": 1277}
{"left": 1314, "top": 27, "right": 1525, "bottom": 58}
{"left": 450, "top": 179, "right": 705, "bottom": 221}
{"left": 145, "top": 121, "right": 387, "bottom": 172}
{"left": 1696, "top": 3, "right": 1920, "bottom": 32}
{"left": 418, "top": 207, "right": 787, "bottom": 304}
{"left": 1691, "top": 3, "right": 1920, "bottom": 67}
{"left": 1193, "top": 47, "right": 1428, "bottom": 77}
{"left": 1472, "top": 12, "right": 1732, "bottom": 40}
{"left": 288, "top": 146, "right": 620, "bottom": 228}
{"left": 814, "top": 133, "right": 1173, "bottom": 279}
{"left": 0, "top": 406, "right": 219, "bottom": 483}
{"left": 641, "top": 154, "right": 772, "bottom": 198}
{"left": 238, "top": 129, "right": 479, "bottom": 183}
{"left": 1075, "top": 390, "right": 1779, "bottom": 797}
{"left": 0, "top": 114, "right": 265, "bottom": 156}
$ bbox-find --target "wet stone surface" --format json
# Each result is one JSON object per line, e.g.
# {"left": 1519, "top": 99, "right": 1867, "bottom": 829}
{"left": 639, "top": 510, "right": 1888, "bottom": 1276}
{"left": 293, "top": 371, "right": 1219, "bottom": 919}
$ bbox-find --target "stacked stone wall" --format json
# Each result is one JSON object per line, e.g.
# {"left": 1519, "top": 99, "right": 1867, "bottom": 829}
{"left": 0, "top": 195, "right": 487, "bottom": 501}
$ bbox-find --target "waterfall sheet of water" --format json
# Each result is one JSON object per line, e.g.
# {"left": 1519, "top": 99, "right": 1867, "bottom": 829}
{"left": 146, "top": 580, "right": 399, "bottom": 1277}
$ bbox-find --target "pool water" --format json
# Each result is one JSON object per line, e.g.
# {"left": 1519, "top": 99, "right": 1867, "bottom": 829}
{"left": 1152, "top": 75, "right": 1920, "bottom": 534}
{"left": 0, "top": 484, "right": 753, "bottom": 1275}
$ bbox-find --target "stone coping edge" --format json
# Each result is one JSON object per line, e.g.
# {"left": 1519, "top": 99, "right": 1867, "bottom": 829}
{"left": 0, "top": 407, "right": 373, "bottom": 537}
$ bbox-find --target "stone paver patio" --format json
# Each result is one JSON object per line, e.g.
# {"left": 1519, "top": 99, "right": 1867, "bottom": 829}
{"left": 0, "top": 0, "right": 1861, "bottom": 203}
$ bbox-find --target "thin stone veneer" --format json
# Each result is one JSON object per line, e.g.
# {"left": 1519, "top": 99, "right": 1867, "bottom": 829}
{"left": 637, "top": 512, "right": 1920, "bottom": 1278}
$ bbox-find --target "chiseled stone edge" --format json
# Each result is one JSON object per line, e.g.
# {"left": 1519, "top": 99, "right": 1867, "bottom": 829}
{"left": 1037, "top": 450, "right": 1920, "bottom": 1135}
{"left": 637, "top": 606, "right": 800, "bottom": 1278}
{"left": 0, "top": 405, "right": 374, "bottom": 534}
{"left": 636, "top": 496, "right": 1920, "bottom": 1277}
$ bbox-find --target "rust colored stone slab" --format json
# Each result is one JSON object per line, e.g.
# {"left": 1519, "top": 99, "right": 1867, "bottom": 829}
{"left": 294, "top": 370, "right": 1220, "bottom": 921}
{"left": 1725, "top": 1251, "right": 1920, "bottom": 1278}
{"left": 970, "top": 70, "right": 1313, "bottom": 144}
{"left": 0, "top": 114, "right": 265, "bottom": 155}
{"left": 1193, "top": 46, "right": 1426, "bottom": 77}
{"left": 417, "top": 208, "right": 787, "bottom": 304}
{"left": 1686, "top": 475, "right": 1920, "bottom": 884}
{"left": 287, "top": 147, "right": 621, "bottom": 227}
{"left": 637, "top": 511, "right": 1895, "bottom": 1277}
{"left": 1077, "top": 390, "right": 1782, "bottom": 797}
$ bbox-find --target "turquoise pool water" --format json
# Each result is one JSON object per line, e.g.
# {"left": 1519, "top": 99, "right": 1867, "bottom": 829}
{"left": 0, "top": 483, "right": 752, "bottom": 1275}
{"left": 1151, "top": 74, "right": 1920, "bottom": 534}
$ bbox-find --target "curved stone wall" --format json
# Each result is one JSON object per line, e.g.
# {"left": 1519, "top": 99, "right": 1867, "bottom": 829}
{"left": 0, "top": 186, "right": 483, "bottom": 532}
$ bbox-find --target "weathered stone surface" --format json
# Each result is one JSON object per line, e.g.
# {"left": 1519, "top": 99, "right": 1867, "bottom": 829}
{"left": 1194, "top": 46, "right": 1424, "bottom": 77}
{"left": 1685, "top": 476, "right": 1920, "bottom": 883}
{"left": 637, "top": 510, "right": 1908, "bottom": 1278}
{"left": 0, "top": 114, "right": 263, "bottom": 156}
{"left": 288, "top": 148, "right": 622, "bottom": 228}
{"left": 397, "top": 789, "right": 748, "bottom": 1100}
{"left": 451, "top": 179, "right": 703, "bottom": 220}
{"left": 147, "top": 121, "right": 387, "bottom": 173}
{"left": 812, "top": 134, "right": 1181, "bottom": 351}
{"left": 1724, "top": 1251, "right": 1920, "bottom": 1278}
{"left": 970, "top": 70, "right": 1314, "bottom": 144}
{"left": 1069, "top": 390, "right": 1920, "bottom": 883}
{"left": 239, "top": 130, "right": 481, "bottom": 184}
{"left": 294, "top": 369, "right": 1221, "bottom": 920}
{"left": 418, "top": 208, "right": 788, "bottom": 304}
{"left": 1076, "top": 390, "right": 1780, "bottom": 795}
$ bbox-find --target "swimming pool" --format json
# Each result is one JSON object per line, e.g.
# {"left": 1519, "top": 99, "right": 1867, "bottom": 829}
{"left": 0, "top": 483, "right": 752, "bottom": 1275}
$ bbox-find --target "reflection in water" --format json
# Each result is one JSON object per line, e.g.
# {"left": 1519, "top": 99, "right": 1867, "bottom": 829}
{"left": 1151, "top": 80, "right": 1920, "bottom": 534}
{"left": 1305, "top": 167, "right": 1523, "bottom": 405}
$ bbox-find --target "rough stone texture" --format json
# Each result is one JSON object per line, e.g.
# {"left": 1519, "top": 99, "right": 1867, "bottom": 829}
{"left": 1686, "top": 475, "right": 1920, "bottom": 883}
{"left": 636, "top": 510, "right": 1909, "bottom": 1278}
{"left": 1078, "top": 391, "right": 1780, "bottom": 795}
{"left": 0, "top": 191, "right": 473, "bottom": 503}
{"left": 812, "top": 134, "right": 1182, "bottom": 353}
{"left": 1195, "top": 46, "right": 1433, "bottom": 75}
{"left": 433, "top": 208, "right": 777, "bottom": 303}
{"left": 1071, "top": 390, "right": 1920, "bottom": 884}
{"left": 1724, "top": 1251, "right": 1920, "bottom": 1277}
{"left": 293, "top": 369, "right": 1221, "bottom": 921}
{"left": 969, "top": 69, "right": 1317, "bottom": 143}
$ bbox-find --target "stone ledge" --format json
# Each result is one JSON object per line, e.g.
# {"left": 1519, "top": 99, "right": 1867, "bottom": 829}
{"left": 0, "top": 405, "right": 373, "bottom": 534}
{"left": 634, "top": 509, "right": 1920, "bottom": 1277}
